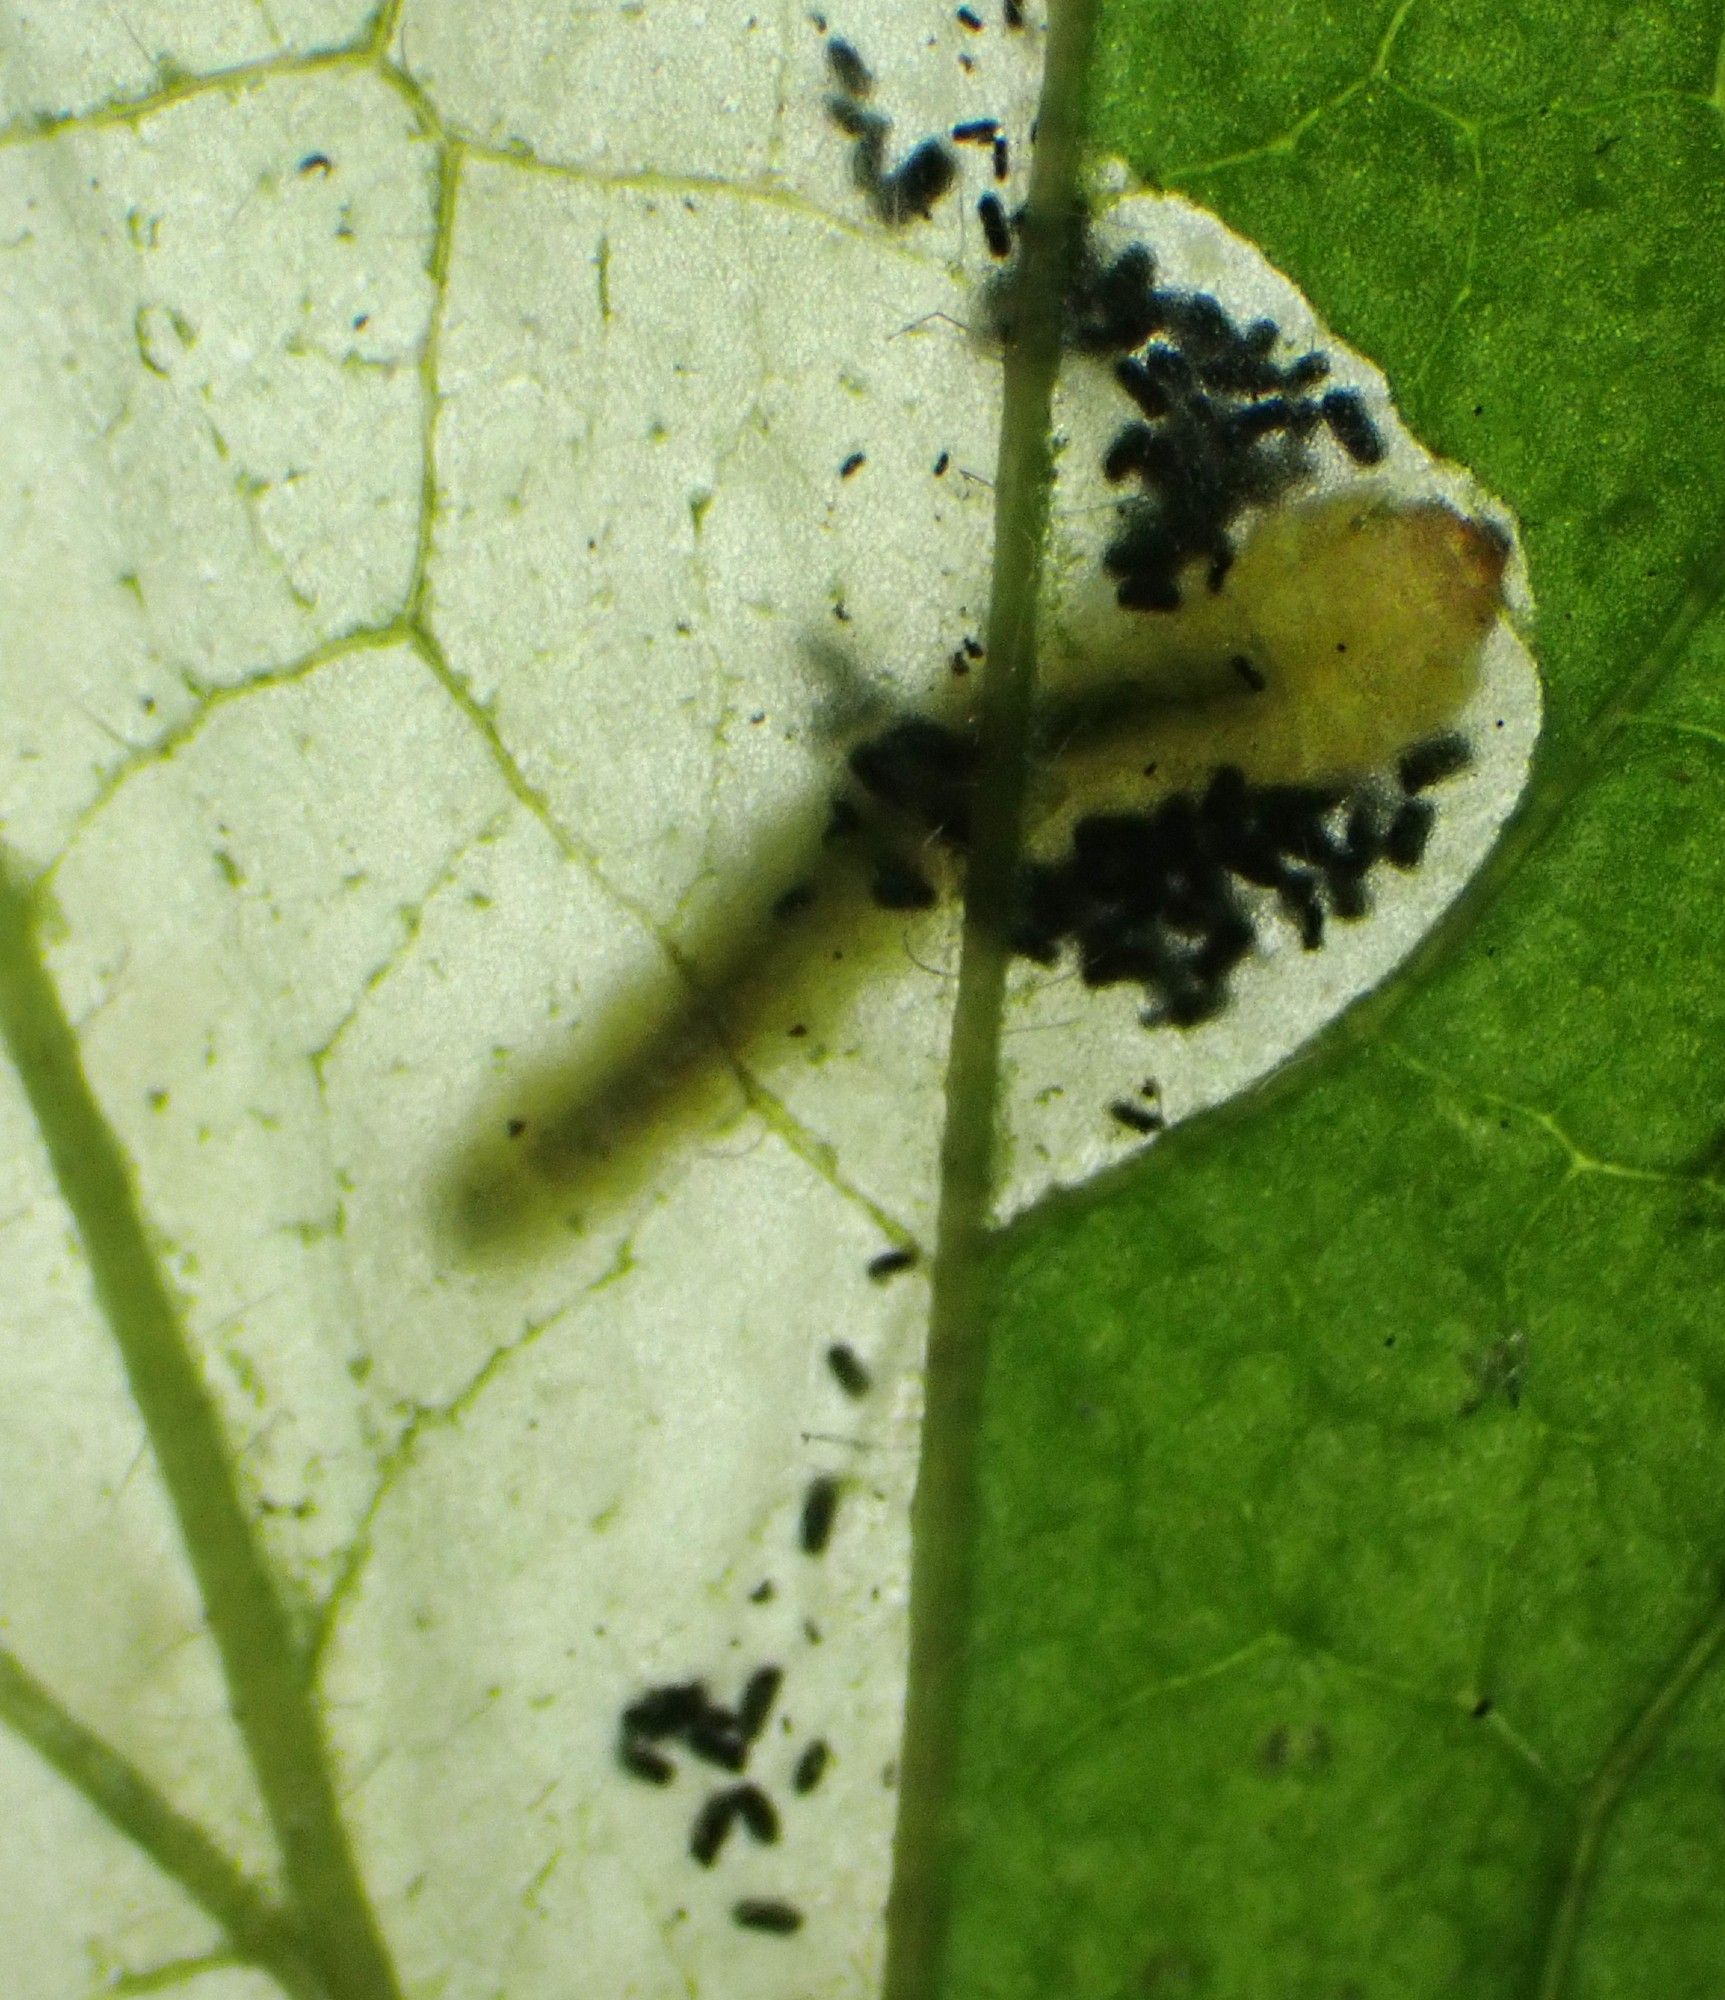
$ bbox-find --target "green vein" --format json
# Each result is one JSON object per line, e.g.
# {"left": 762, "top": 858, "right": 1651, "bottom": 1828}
{"left": 1161, "top": 0, "right": 1416, "bottom": 183}
{"left": 457, "top": 143, "right": 955, "bottom": 268}
{"left": 403, "top": 133, "right": 461, "bottom": 631}
{"left": 1392, "top": 89, "right": 1484, "bottom": 394}
{"left": 364, "top": 0, "right": 410, "bottom": 63}
{"left": 1030, "top": 1633, "right": 1289, "bottom": 1781}
{"left": 0, "top": 859, "right": 402, "bottom": 2000}
{"left": 1165, "top": 81, "right": 1361, "bottom": 181}
{"left": 42, "top": 625, "right": 405, "bottom": 891}
{"left": 1624, "top": 713, "right": 1725, "bottom": 755}
{"left": 307, "top": 804, "right": 512, "bottom": 1082}
{"left": 1369, "top": 0, "right": 1421, "bottom": 77}
{"left": 107, "top": 1950, "right": 244, "bottom": 1997}
{"left": 309, "top": 1299, "right": 569, "bottom": 1673}
{"left": 0, "top": 1644, "right": 319, "bottom": 2000}
{"left": 1448, "top": 517, "right": 1725, "bottom": 917}
{"left": 880, "top": 2, "right": 1098, "bottom": 1995}
{"left": 1533, "top": 1595, "right": 1725, "bottom": 2000}
{"left": 727, "top": 1064, "right": 923, "bottom": 1249}
{"left": 0, "top": 42, "right": 366, "bottom": 152}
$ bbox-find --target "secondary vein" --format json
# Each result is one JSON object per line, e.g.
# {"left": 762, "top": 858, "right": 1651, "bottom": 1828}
{"left": 0, "top": 856, "right": 403, "bottom": 2000}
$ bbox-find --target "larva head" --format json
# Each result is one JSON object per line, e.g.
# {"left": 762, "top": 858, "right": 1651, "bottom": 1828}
{"left": 1221, "top": 494, "right": 1511, "bottom": 785}
{"left": 1029, "top": 491, "right": 1513, "bottom": 838}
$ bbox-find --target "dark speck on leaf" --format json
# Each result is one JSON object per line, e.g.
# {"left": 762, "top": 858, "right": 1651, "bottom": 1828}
{"left": 826, "top": 1343, "right": 872, "bottom": 1397}
{"left": 1283, "top": 352, "right": 1330, "bottom": 390}
{"left": 868, "top": 1246, "right": 918, "bottom": 1280}
{"left": 622, "top": 1682, "right": 708, "bottom": 1741}
{"left": 734, "top": 1898, "right": 804, "bottom": 1934}
{"left": 877, "top": 140, "right": 958, "bottom": 224}
{"left": 1320, "top": 387, "right": 1386, "bottom": 465}
{"left": 800, "top": 1475, "right": 841, "bottom": 1554}
{"left": 825, "top": 35, "right": 873, "bottom": 95}
{"left": 298, "top": 152, "right": 333, "bottom": 175}
{"left": 738, "top": 1667, "right": 783, "bottom": 1741}
{"left": 1397, "top": 733, "right": 1471, "bottom": 793}
{"left": 686, "top": 1714, "right": 748, "bottom": 1772}
{"left": 690, "top": 1790, "right": 738, "bottom": 1865}
{"left": 1384, "top": 798, "right": 1435, "bottom": 869}
{"left": 839, "top": 450, "right": 866, "bottom": 478}
{"left": 793, "top": 1739, "right": 831, "bottom": 1793}
{"left": 1279, "top": 870, "right": 1325, "bottom": 950}
{"left": 848, "top": 716, "right": 978, "bottom": 843}
{"left": 732, "top": 1783, "right": 780, "bottom": 1843}
{"left": 1108, "top": 1099, "right": 1165, "bottom": 1136}
{"left": 828, "top": 94, "right": 886, "bottom": 140}
{"left": 978, "top": 193, "right": 1012, "bottom": 259}
{"left": 1230, "top": 655, "right": 1266, "bottom": 692}
{"left": 619, "top": 1740, "right": 675, "bottom": 1786}
{"left": 824, "top": 795, "right": 862, "bottom": 842}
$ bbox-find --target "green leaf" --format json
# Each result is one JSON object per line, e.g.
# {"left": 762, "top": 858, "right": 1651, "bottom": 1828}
{"left": 946, "top": 4, "right": 1725, "bottom": 1997}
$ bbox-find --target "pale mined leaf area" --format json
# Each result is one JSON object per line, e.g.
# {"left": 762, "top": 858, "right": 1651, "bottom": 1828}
{"left": 0, "top": 2, "right": 1538, "bottom": 1998}
{"left": 995, "top": 185, "right": 1538, "bottom": 1212}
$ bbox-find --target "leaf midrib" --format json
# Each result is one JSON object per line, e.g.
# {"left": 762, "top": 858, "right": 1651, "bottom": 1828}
{"left": 881, "top": 5, "right": 1099, "bottom": 1994}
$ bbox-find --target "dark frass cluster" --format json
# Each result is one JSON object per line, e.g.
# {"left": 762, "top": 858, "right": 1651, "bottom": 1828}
{"left": 834, "top": 707, "right": 1472, "bottom": 1028}
{"left": 617, "top": 1663, "right": 831, "bottom": 1936}
{"left": 1060, "top": 237, "right": 1389, "bottom": 610}
{"left": 814, "top": 189, "right": 1480, "bottom": 1040}
{"left": 614, "top": 1253, "right": 876, "bottom": 1934}
{"left": 822, "top": 24, "right": 1023, "bottom": 249}
{"left": 618, "top": 1666, "right": 783, "bottom": 1788}
{"left": 1012, "top": 743, "right": 1470, "bottom": 1027}
{"left": 823, "top": 36, "right": 959, "bottom": 226}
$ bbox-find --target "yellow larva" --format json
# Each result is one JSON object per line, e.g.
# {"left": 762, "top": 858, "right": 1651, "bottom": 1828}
{"left": 1027, "top": 490, "right": 1511, "bottom": 851}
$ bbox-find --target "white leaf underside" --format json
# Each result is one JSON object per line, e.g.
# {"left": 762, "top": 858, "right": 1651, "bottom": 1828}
{"left": 0, "top": 3, "right": 1534, "bottom": 1996}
